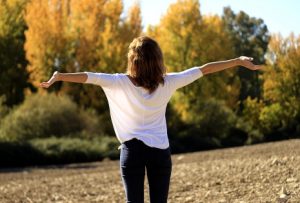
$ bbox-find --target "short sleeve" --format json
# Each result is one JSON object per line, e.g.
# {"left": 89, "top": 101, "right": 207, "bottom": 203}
{"left": 84, "top": 72, "right": 116, "bottom": 87}
{"left": 166, "top": 67, "right": 203, "bottom": 90}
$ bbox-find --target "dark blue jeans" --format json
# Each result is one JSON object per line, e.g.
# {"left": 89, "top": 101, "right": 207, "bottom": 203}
{"left": 120, "top": 138, "right": 172, "bottom": 203}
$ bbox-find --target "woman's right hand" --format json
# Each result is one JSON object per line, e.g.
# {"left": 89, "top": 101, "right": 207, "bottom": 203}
{"left": 39, "top": 71, "right": 60, "bottom": 88}
{"left": 238, "top": 56, "right": 263, "bottom": 70}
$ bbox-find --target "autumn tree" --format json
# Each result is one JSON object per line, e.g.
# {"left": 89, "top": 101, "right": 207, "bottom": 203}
{"left": 262, "top": 34, "right": 300, "bottom": 135}
{"left": 148, "top": 0, "right": 203, "bottom": 71}
{"left": 240, "top": 34, "right": 300, "bottom": 142}
{"left": 25, "top": 0, "right": 71, "bottom": 90}
{"left": 0, "top": 0, "right": 31, "bottom": 106}
{"left": 222, "top": 7, "right": 270, "bottom": 109}
{"left": 148, "top": 0, "right": 237, "bottom": 125}
{"left": 25, "top": 0, "right": 142, "bottom": 99}
{"left": 62, "top": 0, "right": 141, "bottom": 136}
{"left": 25, "top": 0, "right": 142, "bottom": 135}
{"left": 61, "top": 0, "right": 142, "bottom": 113}
{"left": 60, "top": 0, "right": 115, "bottom": 113}
{"left": 66, "top": 0, "right": 107, "bottom": 72}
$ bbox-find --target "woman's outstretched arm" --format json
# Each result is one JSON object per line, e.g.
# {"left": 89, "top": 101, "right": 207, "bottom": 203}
{"left": 200, "top": 56, "right": 262, "bottom": 75}
{"left": 40, "top": 71, "right": 87, "bottom": 88}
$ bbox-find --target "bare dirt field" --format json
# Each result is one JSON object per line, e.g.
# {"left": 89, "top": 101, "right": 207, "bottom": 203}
{"left": 0, "top": 139, "right": 299, "bottom": 203}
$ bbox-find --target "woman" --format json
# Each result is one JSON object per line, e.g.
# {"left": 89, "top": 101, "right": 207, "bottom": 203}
{"left": 40, "top": 36, "right": 261, "bottom": 203}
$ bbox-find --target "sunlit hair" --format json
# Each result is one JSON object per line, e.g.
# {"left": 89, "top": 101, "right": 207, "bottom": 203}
{"left": 127, "top": 36, "right": 166, "bottom": 94}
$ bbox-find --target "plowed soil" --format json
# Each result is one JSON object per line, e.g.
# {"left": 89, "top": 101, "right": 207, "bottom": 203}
{"left": 0, "top": 139, "right": 299, "bottom": 203}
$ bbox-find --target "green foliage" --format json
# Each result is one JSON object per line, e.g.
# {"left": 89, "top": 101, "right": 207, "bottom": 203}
{"left": 189, "top": 98, "right": 237, "bottom": 139}
{"left": 96, "top": 136, "right": 121, "bottom": 159}
{"left": 238, "top": 97, "right": 265, "bottom": 144}
{"left": 0, "top": 136, "right": 120, "bottom": 167}
{"left": 0, "top": 96, "right": 10, "bottom": 121}
{"left": 240, "top": 96, "right": 300, "bottom": 143}
{"left": 261, "top": 99, "right": 300, "bottom": 141}
{"left": 169, "top": 98, "right": 239, "bottom": 152}
{"left": 29, "top": 137, "right": 104, "bottom": 164}
{"left": 259, "top": 103, "right": 284, "bottom": 133}
{"left": 222, "top": 7, "right": 270, "bottom": 106}
{"left": 0, "top": 0, "right": 32, "bottom": 106}
{"left": 0, "top": 93, "right": 104, "bottom": 141}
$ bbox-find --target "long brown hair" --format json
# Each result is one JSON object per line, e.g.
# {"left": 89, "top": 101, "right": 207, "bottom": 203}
{"left": 127, "top": 36, "right": 166, "bottom": 94}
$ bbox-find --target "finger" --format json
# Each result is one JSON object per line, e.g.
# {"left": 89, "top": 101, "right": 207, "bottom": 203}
{"left": 245, "top": 57, "right": 253, "bottom": 61}
{"left": 40, "top": 82, "right": 49, "bottom": 88}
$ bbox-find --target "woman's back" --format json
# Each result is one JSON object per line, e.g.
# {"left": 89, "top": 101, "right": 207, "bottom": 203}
{"left": 84, "top": 67, "right": 202, "bottom": 149}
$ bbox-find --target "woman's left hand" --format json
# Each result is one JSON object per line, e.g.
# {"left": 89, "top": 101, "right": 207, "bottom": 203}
{"left": 40, "top": 71, "right": 60, "bottom": 88}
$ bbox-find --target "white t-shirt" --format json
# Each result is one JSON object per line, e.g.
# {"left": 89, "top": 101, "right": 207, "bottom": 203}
{"left": 84, "top": 67, "right": 203, "bottom": 149}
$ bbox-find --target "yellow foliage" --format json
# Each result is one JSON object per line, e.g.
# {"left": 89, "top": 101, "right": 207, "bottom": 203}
{"left": 149, "top": 0, "right": 203, "bottom": 71}
{"left": 126, "top": 2, "right": 142, "bottom": 38}
{"left": 25, "top": 0, "right": 69, "bottom": 87}
{"left": 24, "top": 0, "right": 142, "bottom": 89}
{"left": 263, "top": 33, "right": 300, "bottom": 103}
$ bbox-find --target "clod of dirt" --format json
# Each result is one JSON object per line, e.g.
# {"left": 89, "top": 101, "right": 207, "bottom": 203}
{"left": 277, "top": 186, "right": 290, "bottom": 203}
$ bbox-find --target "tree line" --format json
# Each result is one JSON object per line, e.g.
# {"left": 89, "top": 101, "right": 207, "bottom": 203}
{"left": 0, "top": 0, "right": 299, "bottom": 155}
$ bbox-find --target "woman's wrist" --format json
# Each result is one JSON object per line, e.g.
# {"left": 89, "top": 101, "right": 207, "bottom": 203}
{"left": 234, "top": 57, "right": 242, "bottom": 66}
{"left": 54, "top": 71, "right": 61, "bottom": 81}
